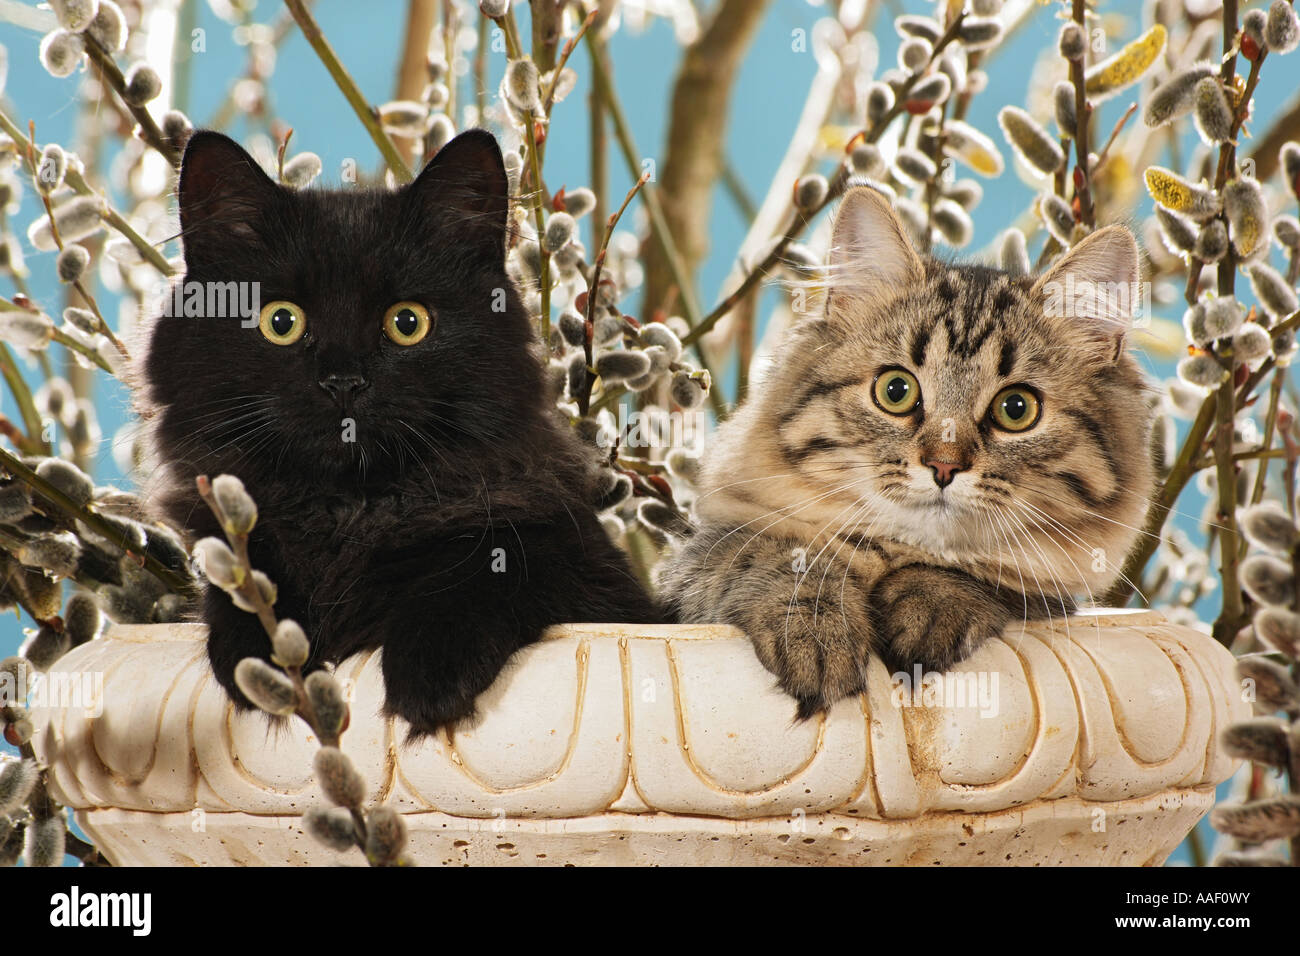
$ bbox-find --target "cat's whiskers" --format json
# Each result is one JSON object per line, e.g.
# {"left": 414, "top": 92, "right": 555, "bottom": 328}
{"left": 1000, "top": 505, "right": 1077, "bottom": 631}
{"left": 1011, "top": 496, "right": 1148, "bottom": 604}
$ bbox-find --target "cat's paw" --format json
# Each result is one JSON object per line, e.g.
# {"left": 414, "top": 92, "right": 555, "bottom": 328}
{"left": 872, "top": 565, "right": 1013, "bottom": 673}
{"left": 747, "top": 612, "right": 876, "bottom": 721}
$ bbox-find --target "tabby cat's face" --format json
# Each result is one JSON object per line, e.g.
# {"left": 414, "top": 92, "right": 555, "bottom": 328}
{"left": 143, "top": 130, "right": 537, "bottom": 489}
{"left": 700, "top": 187, "right": 1155, "bottom": 598}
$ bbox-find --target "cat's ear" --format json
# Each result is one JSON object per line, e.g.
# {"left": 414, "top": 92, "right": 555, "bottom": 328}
{"left": 178, "top": 131, "right": 281, "bottom": 262}
{"left": 405, "top": 129, "right": 509, "bottom": 262}
{"left": 1031, "top": 225, "right": 1141, "bottom": 362}
{"left": 825, "top": 185, "right": 925, "bottom": 320}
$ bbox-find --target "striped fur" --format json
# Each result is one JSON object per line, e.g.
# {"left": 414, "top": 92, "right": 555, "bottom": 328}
{"left": 661, "top": 187, "right": 1155, "bottom": 719}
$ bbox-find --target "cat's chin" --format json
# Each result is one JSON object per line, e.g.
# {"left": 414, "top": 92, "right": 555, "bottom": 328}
{"left": 873, "top": 495, "right": 992, "bottom": 559}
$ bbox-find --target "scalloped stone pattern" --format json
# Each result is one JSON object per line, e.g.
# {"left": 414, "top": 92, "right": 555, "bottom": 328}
{"left": 30, "top": 609, "right": 1245, "bottom": 866}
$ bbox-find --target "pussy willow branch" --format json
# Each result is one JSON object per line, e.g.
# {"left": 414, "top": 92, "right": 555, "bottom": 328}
{"left": 282, "top": 0, "right": 413, "bottom": 183}
{"left": 196, "top": 477, "right": 381, "bottom": 857}
{"left": 23, "top": 128, "right": 130, "bottom": 363}
{"left": 1069, "top": 0, "right": 1094, "bottom": 227}
{"left": 0, "top": 109, "right": 174, "bottom": 276}
{"left": 578, "top": 172, "right": 650, "bottom": 417}
{"left": 80, "top": 31, "right": 181, "bottom": 167}
{"left": 0, "top": 349, "right": 47, "bottom": 456}
{"left": 1107, "top": 309, "right": 1300, "bottom": 607}
{"left": 0, "top": 446, "right": 190, "bottom": 593}
{"left": 639, "top": 0, "right": 771, "bottom": 328}
{"left": 681, "top": 8, "right": 968, "bottom": 355}
{"left": 583, "top": 30, "right": 726, "bottom": 418}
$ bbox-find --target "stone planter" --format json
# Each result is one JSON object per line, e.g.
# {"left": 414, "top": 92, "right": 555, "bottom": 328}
{"left": 30, "top": 609, "right": 1244, "bottom": 866}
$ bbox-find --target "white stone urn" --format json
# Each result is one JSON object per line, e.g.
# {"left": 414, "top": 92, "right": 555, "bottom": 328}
{"left": 29, "top": 608, "right": 1245, "bottom": 866}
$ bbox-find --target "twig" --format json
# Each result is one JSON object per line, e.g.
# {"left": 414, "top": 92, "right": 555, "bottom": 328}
{"left": 0, "top": 109, "right": 174, "bottom": 276}
{"left": 0, "top": 446, "right": 190, "bottom": 593}
{"left": 282, "top": 0, "right": 413, "bottom": 183}
{"left": 583, "top": 31, "right": 726, "bottom": 417}
{"left": 578, "top": 172, "right": 650, "bottom": 416}
{"left": 1069, "top": 0, "right": 1095, "bottom": 227}
{"left": 80, "top": 32, "right": 181, "bottom": 167}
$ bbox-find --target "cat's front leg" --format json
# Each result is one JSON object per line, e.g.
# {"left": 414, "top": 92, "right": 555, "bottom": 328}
{"left": 203, "top": 582, "right": 282, "bottom": 710}
{"left": 871, "top": 564, "right": 1021, "bottom": 674}
{"left": 664, "top": 528, "right": 881, "bottom": 720}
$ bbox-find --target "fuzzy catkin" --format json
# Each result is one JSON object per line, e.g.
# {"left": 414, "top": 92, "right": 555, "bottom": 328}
{"left": 1221, "top": 718, "right": 1290, "bottom": 768}
{"left": 1247, "top": 262, "right": 1299, "bottom": 317}
{"left": 305, "top": 671, "right": 348, "bottom": 738}
{"left": 0, "top": 759, "right": 38, "bottom": 814}
{"left": 303, "top": 806, "right": 356, "bottom": 852}
{"left": 998, "top": 229, "right": 1030, "bottom": 277}
{"left": 234, "top": 658, "right": 297, "bottom": 716}
{"left": 365, "top": 806, "right": 407, "bottom": 865}
{"left": 314, "top": 747, "right": 366, "bottom": 808}
{"left": 998, "top": 107, "right": 1064, "bottom": 176}
{"left": 1211, "top": 796, "right": 1300, "bottom": 842}
{"left": 1144, "top": 62, "right": 1217, "bottom": 127}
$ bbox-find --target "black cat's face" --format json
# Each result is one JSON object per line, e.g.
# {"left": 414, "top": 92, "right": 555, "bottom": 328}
{"left": 144, "top": 130, "right": 539, "bottom": 488}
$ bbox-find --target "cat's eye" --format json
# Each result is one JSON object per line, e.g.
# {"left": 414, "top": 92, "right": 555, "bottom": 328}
{"left": 872, "top": 368, "right": 921, "bottom": 415}
{"left": 258, "top": 301, "right": 306, "bottom": 346}
{"left": 383, "top": 302, "right": 432, "bottom": 346}
{"left": 990, "top": 386, "right": 1041, "bottom": 432}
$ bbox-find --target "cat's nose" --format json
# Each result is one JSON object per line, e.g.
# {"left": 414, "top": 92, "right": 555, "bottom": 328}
{"left": 924, "top": 458, "right": 965, "bottom": 488}
{"left": 318, "top": 373, "right": 369, "bottom": 405}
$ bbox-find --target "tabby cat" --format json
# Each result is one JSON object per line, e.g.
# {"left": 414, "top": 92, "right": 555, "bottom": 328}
{"left": 140, "top": 129, "right": 658, "bottom": 737}
{"left": 661, "top": 185, "right": 1154, "bottom": 718}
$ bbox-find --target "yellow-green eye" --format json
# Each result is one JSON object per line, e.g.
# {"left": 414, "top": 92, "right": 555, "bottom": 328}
{"left": 258, "top": 301, "right": 306, "bottom": 345}
{"left": 872, "top": 368, "right": 921, "bottom": 415}
{"left": 991, "top": 386, "right": 1041, "bottom": 432}
{"left": 383, "top": 302, "right": 432, "bottom": 346}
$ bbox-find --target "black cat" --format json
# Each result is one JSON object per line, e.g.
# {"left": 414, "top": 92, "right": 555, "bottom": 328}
{"left": 140, "top": 129, "right": 659, "bottom": 737}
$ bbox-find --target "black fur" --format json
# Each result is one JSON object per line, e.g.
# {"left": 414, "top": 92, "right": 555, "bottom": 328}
{"left": 140, "top": 130, "right": 658, "bottom": 737}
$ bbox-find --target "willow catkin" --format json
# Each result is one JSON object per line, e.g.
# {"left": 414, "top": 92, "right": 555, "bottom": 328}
{"left": 1211, "top": 796, "right": 1300, "bottom": 842}
{"left": 1084, "top": 24, "right": 1165, "bottom": 102}
{"left": 1247, "top": 262, "right": 1299, "bottom": 317}
{"left": 1038, "top": 193, "right": 1075, "bottom": 244}
{"left": 1255, "top": 607, "right": 1300, "bottom": 656}
{"left": 305, "top": 671, "right": 348, "bottom": 738}
{"left": 0, "top": 759, "right": 38, "bottom": 814}
{"left": 1223, "top": 178, "right": 1268, "bottom": 257}
{"left": 314, "top": 747, "right": 366, "bottom": 808}
{"left": 271, "top": 619, "right": 310, "bottom": 668}
{"left": 364, "top": 806, "right": 407, "bottom": 865}
{"left": 1221, "top": 719, "right": 1291, "bottom": 768}
{"left": 1234, "top": 324, "right": 1272, "bottom": 363}
{"left": 212, "top": 474, "right": 258, "bottom": 534}
{"left": 998, "top": 229, "right": 1030, "bottom": 277}
{"left": 1237, "top": 656, "right": 1300, "bottom": 713}
{"left": 1266, "top": 0, "right": 1300, "bottom": 53}
{"left": 1144, "top": 62, "right": 1217, "bottom": 127}
{"left": 1241, "top": 553, "right": 1295, "bottom": 607}
{"left": 943, "top": 120, "right": 1004, "bottom": 176}
{"left": 1052, "top": 81, "right": 1076, "bottom": 136}
{"left": 1193, "top": 219, "right": 1228, "bottom": 262}
{"left": 1192, "top": 77, "right": 1234, "bottom": 145}
{"left": 234, "top": 658, "right": 297, "bottom": 716}
{"left": 303, "top": 806, "right": 356, "bottom": 852}
{"left": 998, "top": 107, "right": 1064, "bottom": 176}
{"left": 23, "top": 815, "right": 66, "bottom": 868}
{"left": 1156, "top": 207, "right": 1196, "bottom": 254}
{"left": 1144, "top": 166, "right": 1221, "bottom": 221}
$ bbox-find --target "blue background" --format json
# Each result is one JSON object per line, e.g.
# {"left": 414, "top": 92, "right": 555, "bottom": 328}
{"left": 2, "top": 0, "right": 1295, "bottom": 866}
